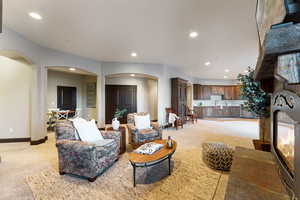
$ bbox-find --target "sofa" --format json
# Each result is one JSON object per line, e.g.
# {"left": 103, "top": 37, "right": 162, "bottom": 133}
{"left": 127, "top": 112, "right": 162, "bottom": 148}
{"left": 55, "top": 120, "right": 121, "bottom": 182}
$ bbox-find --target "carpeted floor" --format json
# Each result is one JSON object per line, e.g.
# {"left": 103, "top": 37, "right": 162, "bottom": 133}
{"left": 26, "top": 150, "right": 223, "bottom": 200}
{"left": 0, "top": 118, "right": 258, "bottom": 200}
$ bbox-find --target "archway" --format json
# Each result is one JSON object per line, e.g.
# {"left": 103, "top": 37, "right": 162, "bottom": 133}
{"left": 104, "top": 73, "right": 159, "bottom": 125}
{"left": 0, "top": 51, "right": 36, "bottom": 142}
{"left": 45, "top": 66, "right": 100, "bottom": 131}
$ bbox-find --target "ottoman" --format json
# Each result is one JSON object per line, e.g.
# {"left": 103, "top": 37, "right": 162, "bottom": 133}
{"left": 202, "top": 142, "right": 234, "bottom": 171}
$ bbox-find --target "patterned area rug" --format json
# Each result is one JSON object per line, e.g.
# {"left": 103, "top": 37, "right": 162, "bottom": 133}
{"left": 26, "top": 149, "right": 222, "bottom": 200}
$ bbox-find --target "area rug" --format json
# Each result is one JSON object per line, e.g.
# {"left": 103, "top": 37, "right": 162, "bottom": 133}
{"left": 26, "top": 149, "right": 222, "bottom": 200}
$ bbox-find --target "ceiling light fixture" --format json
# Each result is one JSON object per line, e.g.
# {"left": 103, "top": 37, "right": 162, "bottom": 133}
{"left": 225, "top": 69, "right": 230, "bottom": 73}
{"left": 69, "top": 68, "right": 76, "bottom": 71}
{"left": 130, "top": 74, "right": 135, "bottom": 77}
{"left": 189, "top": 31, "right": 198, "bottom": 38}
{"left": 131, "top": 52, "right": 137, "bottom": 57}
{"left": 204, "top": 61, "right": 211, "bottom": 66}
{"left": 224, "top": 75, "right": 228, "bottom": 79}
{"left": 29, "top": 12, "right": 42, "bottom": 20}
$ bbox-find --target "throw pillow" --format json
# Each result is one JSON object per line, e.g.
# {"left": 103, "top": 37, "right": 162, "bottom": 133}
{"left": 69, "top": 117, "right": 87, "bottom": 140}
{"left": 134, "top": 114, "right": 151, "bottom": 130}
{"left": 72, "top": 119, "right": 104, "bottom": 142}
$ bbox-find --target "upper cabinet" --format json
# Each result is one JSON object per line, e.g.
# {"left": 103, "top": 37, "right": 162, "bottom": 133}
{"left": 211, "top": 86, "right": 225, "bottom": 96}
{"left": 193, "top": 85, "right": 241, "bottom": 100}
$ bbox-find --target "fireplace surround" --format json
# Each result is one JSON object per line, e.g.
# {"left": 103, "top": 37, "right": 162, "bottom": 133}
{"left": 272, "top": 90, "right": 300, "bottom": 199}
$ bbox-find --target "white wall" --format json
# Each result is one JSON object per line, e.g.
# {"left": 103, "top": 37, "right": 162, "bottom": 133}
{"left": 0, "top": 56, "right": 32, "bottom": 139}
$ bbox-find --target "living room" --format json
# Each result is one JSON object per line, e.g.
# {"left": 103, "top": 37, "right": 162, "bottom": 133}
{"left": 0, "top": 0, "right": 298, "bottom": 200}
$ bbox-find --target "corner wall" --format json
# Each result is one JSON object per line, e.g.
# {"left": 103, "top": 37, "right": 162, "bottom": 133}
{"left": 0, "top": 56, "right": 32, "bottom": 139}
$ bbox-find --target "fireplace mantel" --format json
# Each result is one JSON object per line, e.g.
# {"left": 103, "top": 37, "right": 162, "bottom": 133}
{"left": 255, "top": 23, "right": 300, "bottom": 81}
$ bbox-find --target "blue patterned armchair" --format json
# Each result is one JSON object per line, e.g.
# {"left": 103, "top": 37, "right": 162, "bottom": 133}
{"left": 55, "top": 120, "right": 120, "bottom": 182}
{"left": 127, "top": 112, "right": 162, "bottom": 149}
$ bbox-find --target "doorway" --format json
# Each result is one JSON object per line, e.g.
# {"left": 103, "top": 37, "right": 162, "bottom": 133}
{"left": 105, "top": 85, "right": 137, "bottom": 124}
{"left": 57, "top": 86, "right": 77, "bottom": 115}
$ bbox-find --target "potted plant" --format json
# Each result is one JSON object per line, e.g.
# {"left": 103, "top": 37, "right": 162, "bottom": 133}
{"left": 112, "top": 108, "right": 127, "bottom": 130}
{"left": 237, "top": 67, "right": 271, "bottom": 151}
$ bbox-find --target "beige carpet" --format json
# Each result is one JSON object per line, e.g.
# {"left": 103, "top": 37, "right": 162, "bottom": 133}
{"left": 0, "top": 118, "right": 258, "bottom": 200}
{"left": 26, "top": 149, "right": 223, "bottom": 200}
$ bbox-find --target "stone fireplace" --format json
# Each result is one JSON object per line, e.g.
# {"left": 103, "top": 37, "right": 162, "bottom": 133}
{"left": 272, "top": 90, "right": 300, "bottom": 198}
{"left": 252, "top": 0, "right": 300, "bottom": 199}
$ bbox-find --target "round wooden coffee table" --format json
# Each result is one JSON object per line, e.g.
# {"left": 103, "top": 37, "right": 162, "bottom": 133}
{"left": 128, "top": 139, "right": 177, "bottom": 187}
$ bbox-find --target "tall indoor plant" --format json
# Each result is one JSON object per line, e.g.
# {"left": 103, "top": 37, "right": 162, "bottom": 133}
{"left": 237, "top": 67, "right": 271, "bottom": 150}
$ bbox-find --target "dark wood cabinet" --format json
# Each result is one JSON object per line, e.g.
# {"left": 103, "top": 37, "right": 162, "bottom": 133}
{"left": 211, "top": 86, "right": 224, "bottom": 95}
{"left": 198, "top": 106, "right": 241, "bottom": 118}
{"left": 202, "top": 86, "right": 212, "bottom": 99}
{"left": 193, "top": 85, "right": 241, "bottom": 100}
{"left": 171, "top": 78, "right": 188, "bottom": 118}
{"left": 193, "top": 84, "right": 202, "bottom": 100}
{"left": 105, "top": 85, "right": 137, "bottom": 124}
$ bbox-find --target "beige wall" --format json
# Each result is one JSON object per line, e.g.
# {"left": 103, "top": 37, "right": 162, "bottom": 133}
{"left": 145, "top": 79, "right": 158, "bottom": 120}
{"left": 0, "top": 56, "right": 32, "bottom": 139}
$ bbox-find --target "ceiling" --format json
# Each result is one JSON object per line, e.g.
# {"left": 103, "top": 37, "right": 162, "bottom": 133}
{"left": 3, "top": 0, "right": 259, "bottom": 79}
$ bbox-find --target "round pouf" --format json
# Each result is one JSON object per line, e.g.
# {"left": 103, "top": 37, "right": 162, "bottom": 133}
{"left": 202, "top": 142, "right": 234, "bottom": 171}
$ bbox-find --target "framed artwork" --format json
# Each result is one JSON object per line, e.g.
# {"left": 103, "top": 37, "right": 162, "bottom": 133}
{"left": 277, "top": 53, "right": 300, "bottom": 84}
{"left": 86, "top": 83, "right": 97, "bottom": 108}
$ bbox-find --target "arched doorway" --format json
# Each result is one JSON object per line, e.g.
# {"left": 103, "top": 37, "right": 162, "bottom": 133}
{"left": 45, "top": 66, "right": 99, "bottom": 131}
{"left": 0, "top": 51, "right": 35, "bottom": 142}
{"left": 104, "top": 73, "right": 158, "bottom": 124}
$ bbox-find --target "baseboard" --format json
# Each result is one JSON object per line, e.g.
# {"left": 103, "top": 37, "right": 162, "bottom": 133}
{"left": 0, "top": 138, "right": 30, "bottom": 143}
{"left": 30, "top": 136, "right": 48, "bottom": 145}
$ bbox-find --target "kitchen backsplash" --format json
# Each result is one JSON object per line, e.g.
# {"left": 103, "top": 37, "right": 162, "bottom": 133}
{"left": 193, "top": 100, "right": 246, "bottom": 107}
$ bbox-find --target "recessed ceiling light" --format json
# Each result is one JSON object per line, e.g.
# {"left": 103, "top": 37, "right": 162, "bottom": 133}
{"left": 224, "top": 75, "right": 228, "bottom": 79}
{"left": 131, "top": 52, "right": 137, "bottom": 57}
{"left": 225, "top": 69, "right": 230, "bottom": 73}
{"left": 29, "top": 12, "right": 42, "bottom": 20}
{"left": 130, "top": 74, "right": 135, "bottom": 77}
{"left": 189, "top": 31, "right": 198, "bottom": 38}
{"left": 69, "top": 68, "right": 76, "bottom": 71}
{"left": 204, "top": 61, "right": 211, "bottom": 66}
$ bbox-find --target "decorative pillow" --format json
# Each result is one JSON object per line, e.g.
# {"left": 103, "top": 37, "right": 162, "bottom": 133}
{"left": 134, "top": 114, "right": 151, "bottom": 130}
{"left": 72, "top": 119, "right": 104, "bottom": 142}
{"left": 69, "top": 118, "right": 87, "bottom": 140}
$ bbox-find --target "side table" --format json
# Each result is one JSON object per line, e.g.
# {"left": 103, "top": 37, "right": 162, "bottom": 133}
{"left": 106, "top": 126, "right": 126, "bottom": 154}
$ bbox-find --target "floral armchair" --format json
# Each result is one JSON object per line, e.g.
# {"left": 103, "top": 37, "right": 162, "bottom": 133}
{"left": 55, "top": 120, "right": 120, "bottom": 182}
{"left": 127, "top": 112, "right": 162, "bottom": 149}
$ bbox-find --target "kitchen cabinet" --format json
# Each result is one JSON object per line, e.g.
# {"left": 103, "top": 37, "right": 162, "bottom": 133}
{"left": 195, "top": 106, "right": 241, "bottom": 118}
{"left": 211, "top": 86, "right": 224, "bottom": 95}
{"left": 193, "top": 85, "right": 241, "bottom": 100}
{"left": 202, "top": 86, "right": 212, "bottom": 99}
{"left": 172, "top": 78, "right": 188, "bottom": 118}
